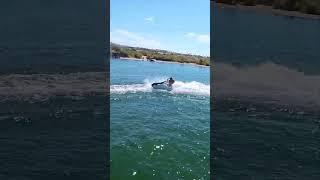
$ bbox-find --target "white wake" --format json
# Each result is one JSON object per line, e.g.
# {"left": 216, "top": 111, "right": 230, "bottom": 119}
{"left": 110, "top": 78, "right": 210, "bottom": 96}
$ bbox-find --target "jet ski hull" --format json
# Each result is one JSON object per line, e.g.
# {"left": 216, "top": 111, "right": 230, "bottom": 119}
{"left": 151, "top": 83, "right": 172, "bottom": 91}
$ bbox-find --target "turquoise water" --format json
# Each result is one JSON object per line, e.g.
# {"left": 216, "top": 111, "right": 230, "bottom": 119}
{"left": 110, "top": 59, "right": 210, "bottom": 179}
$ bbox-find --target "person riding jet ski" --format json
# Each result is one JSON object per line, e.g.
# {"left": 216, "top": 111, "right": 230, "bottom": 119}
{"left": 151, "top": 77, "right": 175, "bottom": 90}
{"left": 168, "top": 77, "right": 175, "bottom": 87}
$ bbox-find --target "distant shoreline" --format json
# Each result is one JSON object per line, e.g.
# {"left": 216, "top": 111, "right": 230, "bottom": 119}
{"left": 117, "top": 57, "right": 210, "bottom": 68}
{"left": 111, "top": 43, "right": 210, "bottom": 66}
{"left": 214, "top": 2, "right": 320, "bottom": 20}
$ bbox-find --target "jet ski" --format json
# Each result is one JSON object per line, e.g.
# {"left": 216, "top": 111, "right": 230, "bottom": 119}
{"left": 151, "top": 81, "right": 172, "bottom": 91}
{"left": 151, "top": 78, "right": 175, "bottom": 91}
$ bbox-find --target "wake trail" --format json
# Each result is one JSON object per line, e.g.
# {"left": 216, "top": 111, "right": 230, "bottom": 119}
{"left": 110, "top": 78, "right": 210, "bottom": 97}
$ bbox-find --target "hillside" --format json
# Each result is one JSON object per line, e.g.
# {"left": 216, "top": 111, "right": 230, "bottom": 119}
{"left": 110, "top": 43, "right": 210, "bottom": 66}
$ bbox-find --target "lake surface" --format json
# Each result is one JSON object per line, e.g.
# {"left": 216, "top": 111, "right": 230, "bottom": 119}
{"left": 213, "top": 4, "right": 320, "bottom": 180}
{"left": 0, "top": 97, "right": 107, "bottom": 179}
{"left": 0, "top": 1, "right": 107, "bottom": 179}
{"left": 213, "top": 4, "right": 320, "bottom": 75}
{"left": 110, "top": 59, "right": 210, "bottom": 179}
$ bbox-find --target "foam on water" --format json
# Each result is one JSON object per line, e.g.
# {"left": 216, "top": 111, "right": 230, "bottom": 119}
{"left": 171, "top": 81, "right": 210, "bottom": 96}
{"left": 110, "top": 78, "right": 210, "bottom": 97}
{"left": 214, "top": 62, "right": 320, "bottom": 108}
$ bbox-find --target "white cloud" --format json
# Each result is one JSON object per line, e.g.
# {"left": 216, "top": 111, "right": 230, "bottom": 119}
{"left": 110, "top": 29, "right": 162, "bottom": 49}
{"left": 197, "top": 34, "right": 210, "bottom": 43}
{"left": 110, "top": 29, "right": 209, "bottom": 56}
{"left": 185, "top": 32, "right": 210, "bottom": 44}
{"left": 186, "top": 32, "right": 196, "bottom": 38}
{"left": 144, "top": 16, "right": 154, "bottom": 23}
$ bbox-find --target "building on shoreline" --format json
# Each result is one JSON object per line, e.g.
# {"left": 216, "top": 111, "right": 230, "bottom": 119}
{"left": 141, "top": 55, "right": 147, "bottom": 60}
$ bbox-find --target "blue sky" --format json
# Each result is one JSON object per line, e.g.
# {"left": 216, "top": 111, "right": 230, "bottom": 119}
{"left": 110, "top": 0, "right": 210, "bottom": 56}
